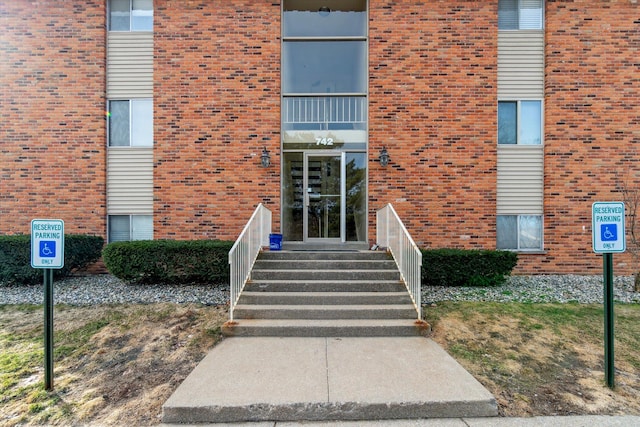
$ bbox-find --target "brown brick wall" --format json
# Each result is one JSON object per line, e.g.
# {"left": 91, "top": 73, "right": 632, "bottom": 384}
{"left": 539, "top": 0, "right": 640, "bottom": 274}
{"left": 368, "top": 1, "right": 499, "bottom": 251}
{"left": 368, "top": 0, "right": 640, "bottom": 275}
{"left": 0, "top": 1, "right": 107, "bottom": 236}
{"left": 153, "top": 0, "right": 281, "bottom": 240}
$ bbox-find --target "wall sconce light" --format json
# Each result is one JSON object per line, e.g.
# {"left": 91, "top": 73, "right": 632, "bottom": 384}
{"left": 261, "top": 146, "right": 271, "bottom": 168}
{"left": 319, "top": 6, "right": 330, "bottom": 16}
{"left": 379, "top": 147, "right": 389, "bottom": 167}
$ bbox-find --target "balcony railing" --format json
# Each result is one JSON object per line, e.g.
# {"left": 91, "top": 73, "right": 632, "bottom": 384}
{"left": 282, "top": 96, "right": 366, "bottom": 129}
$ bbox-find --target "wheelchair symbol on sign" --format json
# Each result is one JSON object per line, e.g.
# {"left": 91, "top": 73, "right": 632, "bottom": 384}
{"left": 39, "top": 241, "right": 56, "bottom": 258}
{"left": 601, "top": 224, "right": 617, "bottom": 242}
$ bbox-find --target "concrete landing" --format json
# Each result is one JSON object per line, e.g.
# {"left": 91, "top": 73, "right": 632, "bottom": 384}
{"left": 162, "top": 337, "right": 497, "bottom": 424}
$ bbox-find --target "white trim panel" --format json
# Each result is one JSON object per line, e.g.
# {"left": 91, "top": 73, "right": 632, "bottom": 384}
{"left": 498, "top": 30, "right": 544, "bottom": 98}
{"left": 497, "top": 145, "right": 543, "bottom": 215}
{"left": 107, "top": 32, "right": 153, "bottom": 98}
{"left": 107, "top": 147, "right": 154, "bottom": 214}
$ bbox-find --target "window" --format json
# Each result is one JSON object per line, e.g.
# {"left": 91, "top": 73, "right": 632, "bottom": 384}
{"left": 108, "top": 99, "right": 153, "bottom": 147}
{"left": 109, "top": 0, "right": 153, "bottom": 31}
{"left": 498, "top": 100, "right": 542, "bottom": 145}
{"left": 283, "top": 3, "right": 366, "bottom": 37}
{"left": 498, "top": 0, "right": 543, "bottom": 30}
{"left": 108, "top": 215, "right": 153, "bottom": 242}
{"left": 497, "top": 215, "right": 542, "bottom": 250}
{"left": 282, "top": 41, "right": 367, "bottom": 94}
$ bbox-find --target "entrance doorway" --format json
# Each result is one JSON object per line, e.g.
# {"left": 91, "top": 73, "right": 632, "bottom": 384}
{"left": 305, "top": 153, "right": 342, "bottom": 241}
{"left": 282, "top": 151, "right": 366, "bottom": 243}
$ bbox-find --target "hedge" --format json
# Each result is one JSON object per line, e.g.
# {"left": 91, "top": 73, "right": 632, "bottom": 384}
{"left": 102, "top": 239, "right": 233, "bottom": 285}
{"left": 0, "top": 234, "right": 104, "bottom": 285}
{"left": 421, "top": 248, "right": 518, "bottom": 287}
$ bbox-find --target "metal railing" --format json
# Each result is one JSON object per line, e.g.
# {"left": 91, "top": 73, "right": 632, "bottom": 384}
{"left": 228, "top": 203, "right": 272, "bottom": 321}
{"left": 282, "top": 96, "right": 367, "bottom": 129}
{"left": 376, "top": 204, "right": 422, "bottom": 319}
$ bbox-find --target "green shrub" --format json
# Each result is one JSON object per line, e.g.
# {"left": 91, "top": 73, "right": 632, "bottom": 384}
{"left": 421, "top": 248, "right": 518, "bottom": 287}
{"left": 0, "top": 234, "right": 104, "bottom": 285}
{"left": 102, "top": 239, "right": 233, "bottom": 285}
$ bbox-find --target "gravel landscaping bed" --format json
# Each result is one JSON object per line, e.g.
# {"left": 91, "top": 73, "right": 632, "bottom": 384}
{"left": 1, "top": 274, "right": 639, "bottom": 305}
{"left": 424, "top": 274, "right": 640, "bottom": 304}
{"left": 0, "top": 275, "right": 230, "bottom": 306}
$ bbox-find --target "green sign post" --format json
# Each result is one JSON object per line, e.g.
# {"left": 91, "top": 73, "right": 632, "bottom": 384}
{"left": 31, "top": 219, "right": 64, "bottom": 391}
{"left": 592, "top": 202, "right": 625, "bottom": 389}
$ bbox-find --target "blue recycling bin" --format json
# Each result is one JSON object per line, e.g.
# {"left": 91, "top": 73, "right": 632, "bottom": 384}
{"left": 269, "top": 233, "right": 282, "bottom": 251}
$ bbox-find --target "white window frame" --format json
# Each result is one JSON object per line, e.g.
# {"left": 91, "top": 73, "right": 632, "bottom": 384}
{"left": 108, "top": 0, "right": 153, "bottom": 32}
{"left": 108, "top": 99, "right": 153, "bottom": 147}
{"left": 108, "top": 214, "right": 153, "bottom": 243}
{"left": 498, "top": 0, "right": 544, "bottom": 30}
{"left": 498, "top": 100, "right": 543, "bottom": 146}
{"left": 497, "top": 214, "right": 543, "bottom": 251}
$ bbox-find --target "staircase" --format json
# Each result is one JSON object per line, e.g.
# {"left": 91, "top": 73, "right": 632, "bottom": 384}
{"left": 222, "top": 249, "right": 429, "bottom": 337}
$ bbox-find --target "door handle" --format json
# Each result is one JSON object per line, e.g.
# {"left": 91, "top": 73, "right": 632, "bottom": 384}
{"left": 306, "top": 187, "right": 313, "bottom": 207}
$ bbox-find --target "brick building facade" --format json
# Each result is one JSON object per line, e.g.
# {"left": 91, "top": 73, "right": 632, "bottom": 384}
{"left": 1, "top": 1, "right": 639, "bottom": 274}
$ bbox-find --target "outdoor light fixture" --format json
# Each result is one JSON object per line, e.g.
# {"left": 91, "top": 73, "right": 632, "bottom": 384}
{"left": 261, "top": 146, "right": 271, "bottom": 168}
{"left": 379, "top": 147, "right": 389, "bottom": 167}
{"left": 319, "top": 6, "right": 330, "bottom": 16}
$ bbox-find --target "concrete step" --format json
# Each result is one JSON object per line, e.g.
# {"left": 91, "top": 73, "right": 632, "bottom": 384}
{"left": 281, "top": 241, "right": 369, "bottom": 251}
{"left": 253, "top": 259, "right": 397, "bottom": 270}
{"left": 222, "top": 319, "right": 430, "bottom": 337}
{"left": 233, "top": 304, "right": 418, "bottom": 320}
{"left": 238, "top": 291, "right": 412, "bottom": 305}
{"left": 261, "top": 250, "right": 391, "bottom": 261}
{"left": 244, "top": 280, "right": 406, "bottom": 293}
{"left": 250, "top": 269, "right": 401, "bottom": 281}
{"left": 228, "top": 249, "right": 415, "bottom": 338}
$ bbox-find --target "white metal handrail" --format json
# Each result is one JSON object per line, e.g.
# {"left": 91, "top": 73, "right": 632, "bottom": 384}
{"left": 376, "top": 204, "right": 422, "bottom": 319}
{"left": 228, "top": 203, "right": 272, "bottom": 321}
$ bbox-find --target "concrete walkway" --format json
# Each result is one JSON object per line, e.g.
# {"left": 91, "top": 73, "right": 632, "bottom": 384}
{"left": 162, "top": 337, "right": 497, "bottom": 424}
{"left": 160, "top": 415, "right": 640, "bottom": 426}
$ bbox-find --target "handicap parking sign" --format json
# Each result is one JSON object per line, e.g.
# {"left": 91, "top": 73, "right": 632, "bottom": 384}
{"left": 31, "top": 219, "right": 64, "bottom": 268}
{"left": 592, "top": 202, "right": 625, "bottom": 253}
{"left": 40, "top": 241, "right": 56, "bottom": 258}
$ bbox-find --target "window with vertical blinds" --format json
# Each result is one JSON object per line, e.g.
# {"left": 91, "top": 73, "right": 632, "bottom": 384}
{"left": 108, "top": 215, "right": 153, "bottom": 242}
{"left": 108, "top": 99, "right": 153, "bottom": 147}
{"left": 497, "top": 215, "right": 542, "bottom": 250}
{"left": 109, "top": 0, "right": 153, "bottom": 31}
{"left": 498, "top": 0, "right": 543, "bottom": 30}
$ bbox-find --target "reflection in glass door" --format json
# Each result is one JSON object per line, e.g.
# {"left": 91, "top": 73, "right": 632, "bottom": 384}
{"left": 305, "top": 154, "right": 342, "bottom": 240}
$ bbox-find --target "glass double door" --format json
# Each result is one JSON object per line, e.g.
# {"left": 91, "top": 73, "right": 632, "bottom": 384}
{"left": 305, "top": 153, "right": 342, "bottom": 240}
{"left": 282, "top": 151, "right": 366, "bottom": 243}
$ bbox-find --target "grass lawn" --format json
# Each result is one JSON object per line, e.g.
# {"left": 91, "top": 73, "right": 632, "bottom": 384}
{"left": 426, "top": 302, "right": 640, "bottom": 416}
